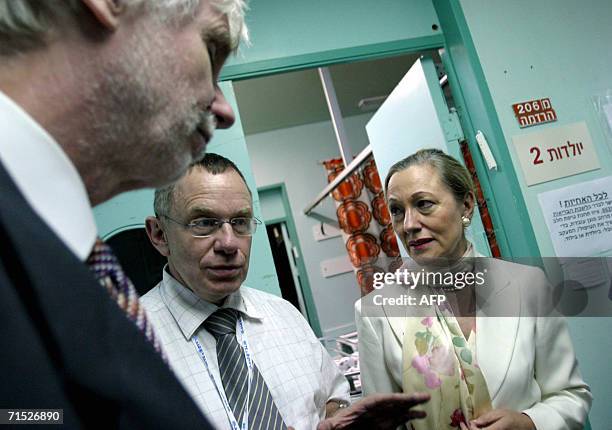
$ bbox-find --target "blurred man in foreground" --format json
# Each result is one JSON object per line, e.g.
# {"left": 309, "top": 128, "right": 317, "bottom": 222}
{"left": 0, "top": 0, "right": 247, "bottom": 427}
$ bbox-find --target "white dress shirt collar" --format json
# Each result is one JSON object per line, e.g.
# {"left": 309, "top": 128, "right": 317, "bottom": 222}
{"left": 159, "top": 267, "right": 264, "bottom": 340}
{"left": 0, "top": 91, "right": 96, "bottom": 261}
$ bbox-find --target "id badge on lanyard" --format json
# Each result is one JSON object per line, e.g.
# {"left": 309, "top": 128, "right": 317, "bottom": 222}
{"left": 193, "top": 315, "right": 254, "bottom": 430}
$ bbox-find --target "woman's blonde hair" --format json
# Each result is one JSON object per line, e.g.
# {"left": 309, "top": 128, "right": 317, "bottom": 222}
{"left": 384, "top": 148, "right": 475, "bottom": 203}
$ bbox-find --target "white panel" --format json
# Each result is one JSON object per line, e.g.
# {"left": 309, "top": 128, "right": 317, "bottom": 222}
{"left": 320, "top": 255, "right": 354, "bottom": 278}
{"left": 365, "top": 57, "right": 492, "bottom": 257}
{"left": 312, "top": 223, "right": 342, "bottom": 241}
{"left": 365, "top": 58, "right": 450, "bottom": 259}
{"left": 366, "top": 58, "right": 447, "bottom": 182}
{"left": 512, "top": 122, "right": 600, "bottom": 186}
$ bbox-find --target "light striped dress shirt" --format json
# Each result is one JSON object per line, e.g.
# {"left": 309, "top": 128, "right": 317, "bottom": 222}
{"left": 141, "top": 270, "right": 350, "bottom": 430}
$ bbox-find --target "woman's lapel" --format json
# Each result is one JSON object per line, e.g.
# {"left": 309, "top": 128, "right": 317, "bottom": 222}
{"left": 381, "top": 282, "right": 410, "bottom": 346}
{"left": 384, "top": 312, "right": 408, "bottom": 346}
{"left": 380, "top": 281, "right": 433, "bottom": 346}
{"left": 475, "top": 259, "right": 521, "bottom": 400}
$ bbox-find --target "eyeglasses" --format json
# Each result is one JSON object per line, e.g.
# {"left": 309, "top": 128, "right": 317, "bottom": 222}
{"left": 159, "top": 214, "right": 262, "bottom": 237}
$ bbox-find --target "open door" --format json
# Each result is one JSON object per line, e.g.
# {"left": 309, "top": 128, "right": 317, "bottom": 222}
{"left": 366, "top": 56, "right": 491, "bottom": 256}
{"left": 266, "top": 222, "right": 308, "bottom": 317}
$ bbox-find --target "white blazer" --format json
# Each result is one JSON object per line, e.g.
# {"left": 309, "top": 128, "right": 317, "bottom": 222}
{"left": 355, "top": 257, "right": 592, "bottom": 430}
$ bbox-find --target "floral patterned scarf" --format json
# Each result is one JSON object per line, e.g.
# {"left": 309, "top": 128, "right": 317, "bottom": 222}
{"left": 401, "top": 306, "right": 492, "bottom": 429}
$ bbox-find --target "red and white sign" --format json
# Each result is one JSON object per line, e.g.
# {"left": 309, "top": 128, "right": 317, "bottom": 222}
{"left": 512, "top": 98, "right": 557, "bottom": 128}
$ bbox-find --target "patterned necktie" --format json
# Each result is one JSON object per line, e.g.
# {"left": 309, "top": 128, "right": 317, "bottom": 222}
{"left": 204, "top": 308, "right": 287, "bottom": 430}
{"left": 86, "top": 237, "right": 163, "bottom": 356}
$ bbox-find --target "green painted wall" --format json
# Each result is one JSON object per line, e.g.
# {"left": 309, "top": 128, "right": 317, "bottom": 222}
{"left": 222, "top": 0, "right": 443, "bottom": 79}
{"left": 93, "top": 81, "right": 281, "bottom": 297}
{"left": 259, "top": 188, "right": 287, "bottom": 222}
{"left": 455, "top": 1, "right": 612, "bottom": 426}
{"left": 458, "top": 0, "right": 612, "bottom": 257}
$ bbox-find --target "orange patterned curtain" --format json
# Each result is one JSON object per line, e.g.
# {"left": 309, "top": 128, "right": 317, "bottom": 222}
{"left": 323, "top": 156, "right": 401, "bottom": 296}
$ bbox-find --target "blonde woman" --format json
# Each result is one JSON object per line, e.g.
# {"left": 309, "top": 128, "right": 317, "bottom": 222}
{"left": 356, "top": 149, "right": 591, "bottom": 430}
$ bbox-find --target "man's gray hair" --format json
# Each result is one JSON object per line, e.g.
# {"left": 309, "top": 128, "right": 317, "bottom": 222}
{"left": 154, "top": 152, "right": 252, "bottom": 219}
{"left": 0, "top": 0, "right": 248, "bottom": 56}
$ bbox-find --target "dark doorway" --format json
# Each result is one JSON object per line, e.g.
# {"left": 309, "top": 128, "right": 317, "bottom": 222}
{"left": 266, "top": 223, "right": 303, "bottom": 312}
{"left": 106, "top": 228, "right": 166, "bottom": 296}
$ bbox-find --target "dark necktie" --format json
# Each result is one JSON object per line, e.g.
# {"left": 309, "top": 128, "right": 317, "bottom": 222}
{"left": 86, "top": 237, "right": 163, "bottom": 356}
{"left": 204, "top": 308, "right": 287, "bottom": 430}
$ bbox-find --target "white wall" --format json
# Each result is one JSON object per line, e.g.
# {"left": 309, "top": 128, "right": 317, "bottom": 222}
{"left": 246, "top": 113, "right": 374, "bottom": 338}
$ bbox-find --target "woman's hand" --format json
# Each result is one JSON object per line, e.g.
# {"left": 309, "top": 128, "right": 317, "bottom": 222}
{"left": 459, "top": 409, "right": 535, "bottom": 429}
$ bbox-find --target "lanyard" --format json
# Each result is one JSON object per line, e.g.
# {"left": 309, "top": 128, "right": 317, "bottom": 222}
{"left": 193, "top": 315, "right": 254, "bottom": 430}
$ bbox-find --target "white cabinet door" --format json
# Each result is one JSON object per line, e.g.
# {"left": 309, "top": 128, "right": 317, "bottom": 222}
{"left": 366, "top": 56, "right": 491, "bottom": 256}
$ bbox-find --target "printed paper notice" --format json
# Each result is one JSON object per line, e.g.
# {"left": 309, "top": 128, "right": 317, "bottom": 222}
{"left": 538, "top": 176, "right": 612, "bottom": 257}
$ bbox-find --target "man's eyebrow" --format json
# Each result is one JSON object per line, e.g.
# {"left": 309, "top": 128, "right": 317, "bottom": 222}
{"left": 186, "top": 207, "right": 216, "bottom": 218}
{"left": 187, "top": 206, "right": 253, "bottom": 218}
{"left": 204, "top": 23, "right": 234, "bottom": 54}
{"left": 234, "top": 208, "right": 253, "bottom": 217}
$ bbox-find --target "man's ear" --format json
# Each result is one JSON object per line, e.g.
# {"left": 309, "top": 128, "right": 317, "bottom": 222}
{"left": 145, "top": 216, "right": 170, "bottom": 257}
{"left": 81, "top": 0, "right": 124, "bottom": 30}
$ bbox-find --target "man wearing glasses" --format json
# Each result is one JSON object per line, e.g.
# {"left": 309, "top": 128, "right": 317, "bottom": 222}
{"left": 142, "top": 153, "right": 429, "bottom": 430}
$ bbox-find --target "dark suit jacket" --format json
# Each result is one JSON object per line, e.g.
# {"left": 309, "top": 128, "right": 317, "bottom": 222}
{"left": 0, "top": 161, "right": 212, "bottom": 429}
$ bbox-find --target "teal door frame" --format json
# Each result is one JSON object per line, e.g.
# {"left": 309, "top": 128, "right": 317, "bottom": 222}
{"left": 220, "top": 7, "right": 540, "bottom": 259}
{"left": 258, "top": 183, "right": 322, "bottom": 337}
{"left": 432, "top": 0, "right": 540, "bottom": 258}
{"left": 221, "top": 36, "right": 444, "bottom": 81}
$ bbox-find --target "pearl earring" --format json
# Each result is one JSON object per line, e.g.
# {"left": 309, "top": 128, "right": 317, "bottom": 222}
{"left": 461, "top": 216, "right": 471, "bottom": 227}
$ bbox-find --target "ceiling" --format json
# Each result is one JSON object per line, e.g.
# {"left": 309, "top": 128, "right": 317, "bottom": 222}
{"left": 232, "top": 52, "right": 430, "bottom": 136}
